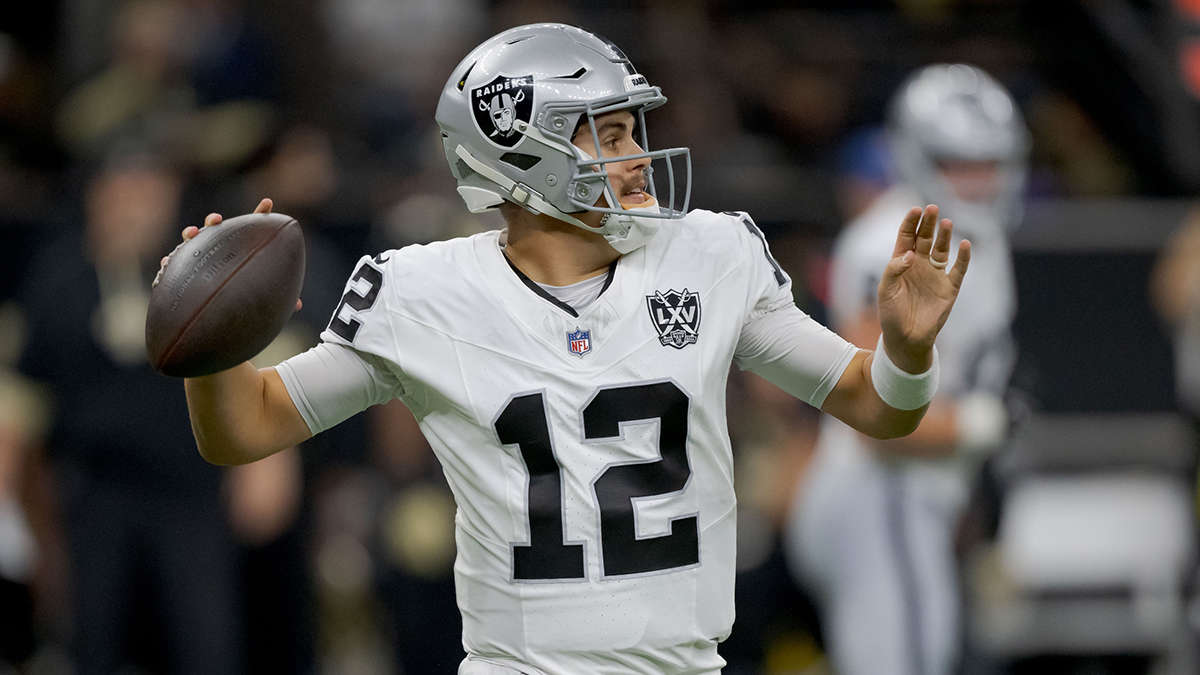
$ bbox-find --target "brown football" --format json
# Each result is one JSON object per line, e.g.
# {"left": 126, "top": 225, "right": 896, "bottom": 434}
{"left": 146, "top": 212, "right": 305, "bottom": 377}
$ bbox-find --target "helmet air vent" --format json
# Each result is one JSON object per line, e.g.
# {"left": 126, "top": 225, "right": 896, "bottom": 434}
{"left": 549, "top": 67, "right": 587, "bottom": 80}
{"left": 500, "top": 153, "right": 542, "bottom": 171}
{"left": 456, "top": 62, "right": 476, "bottom": 91}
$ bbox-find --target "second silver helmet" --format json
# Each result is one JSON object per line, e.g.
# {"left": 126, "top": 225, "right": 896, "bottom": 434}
{"left": 889, "top": 63, "right": 1030, "bottom": 234}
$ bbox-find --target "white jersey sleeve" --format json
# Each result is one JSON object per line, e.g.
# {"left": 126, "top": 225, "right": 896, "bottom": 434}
{"left": 724, "top": 211, "right": 796, "bottom": 322}
{"left": 735, "top": 305, "right": 859, "bottom": 409}
{"left": 724, "top": 211, "right": 859, "bottom": 409}
{"left": 275, "top": 342, "right": 402, "bottom": 435}
{"left": 275, "top": 253, "right": 407, "bottom": 435}
{"left": 320, "top": 253, "right": 402, "bottom": 357}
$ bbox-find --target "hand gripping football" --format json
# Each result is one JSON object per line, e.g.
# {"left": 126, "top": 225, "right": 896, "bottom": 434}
{"left": 146, "top": 212, "right": 305, "bottom": 377}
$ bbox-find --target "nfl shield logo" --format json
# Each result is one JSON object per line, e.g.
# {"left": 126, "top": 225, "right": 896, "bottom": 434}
{"left": 567, "top": 327, "right": 591, "bottom": 357}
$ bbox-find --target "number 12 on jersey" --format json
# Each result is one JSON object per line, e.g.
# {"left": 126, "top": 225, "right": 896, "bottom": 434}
{"left": 493, "top": 381, "right": 700, "bottom": 582}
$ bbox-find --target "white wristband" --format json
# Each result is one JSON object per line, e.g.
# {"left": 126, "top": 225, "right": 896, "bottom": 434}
{"left": 870, "top": 335, "right": 939, "bottom": 411}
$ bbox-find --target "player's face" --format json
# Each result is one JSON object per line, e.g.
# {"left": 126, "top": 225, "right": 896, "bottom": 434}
{"left": 572, "top": 110, "right": 652, "bottom": 208}
{"left": 87, "top": 163, "right": 181, "bottom": 263}
{"left": 935, "top": 157, "right": 1001, "bottom": 204}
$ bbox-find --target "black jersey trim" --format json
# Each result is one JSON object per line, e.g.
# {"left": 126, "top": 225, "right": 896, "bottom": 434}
{"left": 726, "top": 211, "right": 787, "bottom": 288}
{"left": 501, "top": 251, "right": 618, "bottom": 319}
{"left": 504, "top": 253, "right": 578, "bottom": 317}
{"left": 598, "top": 258, "right": 618, "bottom": 296}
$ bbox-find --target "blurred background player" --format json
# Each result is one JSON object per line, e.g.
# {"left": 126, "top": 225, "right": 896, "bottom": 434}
{"left": 783, "top": 63, "right": 1026, "bottom": 675}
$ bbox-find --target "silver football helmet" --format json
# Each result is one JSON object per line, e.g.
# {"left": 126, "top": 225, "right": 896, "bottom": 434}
{"left": 889, "top": 63, "right": 1030, "bottom": 234}
{"left": 435, "top": 23, "right": 691, "bottom": 252}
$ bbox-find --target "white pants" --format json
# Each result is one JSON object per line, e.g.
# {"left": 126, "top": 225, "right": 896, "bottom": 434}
{"left": 783, "top": 441, "right": 961, "bottom": 675}
{"left": 459, "top": 657, "right": 543, "bottom": 675}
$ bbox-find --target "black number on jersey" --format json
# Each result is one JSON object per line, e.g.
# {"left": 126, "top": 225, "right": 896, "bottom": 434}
{"left": 328, "top": 260, "right": 384, "bottom": 342}
{"left": 494, "top": 382, "right": 699, "bottom": 581}
{"left": 585, "top": 382, "right": 698, "bottom": 576}
{"left": 494, "top": 393, "right": 586, "bottom": 581}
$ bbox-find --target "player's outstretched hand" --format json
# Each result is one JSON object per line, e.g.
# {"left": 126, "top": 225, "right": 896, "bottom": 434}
{"left": 876, "top": 204, "right": 970, "bottom": 374}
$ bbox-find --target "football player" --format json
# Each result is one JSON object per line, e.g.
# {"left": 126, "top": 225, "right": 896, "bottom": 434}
{"left": 783, "top": 64, "right": 1025, "bottom": 675}
{"left": 176, "top": 24, "right": 970, "bottom": 675}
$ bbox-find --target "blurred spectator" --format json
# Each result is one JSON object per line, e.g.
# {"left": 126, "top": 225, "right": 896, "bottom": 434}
{"left": 370, "top": 400, "right": 463, "bottom": 675}
{"left": 17, "top": 145, "right": 240, "bottom": 674}
{"left": 15, "top": 143, "right": 305, "bottom": 675}
{"left": 0, "top": 29, "right": 62, "bottom": 220}
{"left": 784, "top": 64, "right": 1025, "bottom": 675}
{"left": 709, "top": 18, "right": 857, "bottom": 230}
{"left": 0, "top": 305, "right": 50, "bottom": 671}
{"left": 230, "top": 123, "right": 364, "bottom": 284}
{"left": 834, "top": 125, "right": 894, "bottom": 224}
{"left": 56, "top": 0, "right": 196, "bottom": 160}
{"left": 1151, "top": 205, "right": 1200, "bottom": 418}
{"left": 222, "top": 122, "right": 372, "bottom": 675}
{"left": 369, "top": 124, "right": 502, "bottom": 251}
{"left": 1025, "top": 91, "right": 1135, "bottom": 198}
{"left": 720, "top": 369, "right": 826, "bottom": 675}
{"left": 56, "top": 0, "right": 280, "bottom": 180}
{"left": 320, "top": 0, "right": 489, "bottom": 172}
{"left": 180, "top": 0, "right": 281, "bottom": 106}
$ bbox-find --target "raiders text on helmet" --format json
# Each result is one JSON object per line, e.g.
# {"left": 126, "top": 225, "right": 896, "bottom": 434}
{"left": 435, "top": 23, "right": 691, "bottom": 252}
{"left": 889, "top": 63, "right": 1030, "bottom": 234}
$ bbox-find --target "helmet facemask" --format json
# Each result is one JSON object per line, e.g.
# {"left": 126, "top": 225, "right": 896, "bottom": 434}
{"left": 554, "top": 92, "right": 691, "bottom": 221}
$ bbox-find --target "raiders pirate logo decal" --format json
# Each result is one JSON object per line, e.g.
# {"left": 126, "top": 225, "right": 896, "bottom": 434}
{"left": 471, "top": 74, "right": 534, "bottom": 148}
{"left": 647, "top": 289, "right": 701, "bottom": 349}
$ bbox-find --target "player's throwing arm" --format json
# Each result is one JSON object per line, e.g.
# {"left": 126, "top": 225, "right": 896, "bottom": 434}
{"left": 152, "top": 198, "right": 313, "bottom": 465}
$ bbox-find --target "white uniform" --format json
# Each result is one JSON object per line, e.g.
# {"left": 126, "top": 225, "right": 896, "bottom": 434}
{"left": 277, "top": 209, "right": 858, "bottom": 675}
{"left": 784, "top": 186, "right": 1016, "bottom": 675}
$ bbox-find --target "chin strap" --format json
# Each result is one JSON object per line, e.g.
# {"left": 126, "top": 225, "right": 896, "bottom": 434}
{"left": 597, "top": 199, "right": 665, "bottom": 254}
{"left": 455, "top": 142, "right": 667, "bottom": 254}
{"left": 454, "top": 145, "right": 594, "bottom": 231}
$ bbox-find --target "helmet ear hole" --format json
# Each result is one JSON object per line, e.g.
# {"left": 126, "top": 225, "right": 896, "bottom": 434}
{"left": 500, "top": 153, "right": 542, "bottom": 171}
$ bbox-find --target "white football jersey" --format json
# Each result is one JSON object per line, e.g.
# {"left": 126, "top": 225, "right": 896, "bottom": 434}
{"left": 822, "top": 186, "right": 1018, "bottom": 510}
{"left": 279, "top": 209, "right": 856, "bottom": 675}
